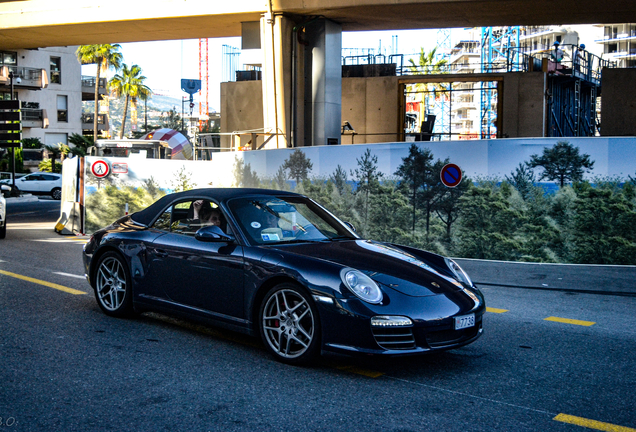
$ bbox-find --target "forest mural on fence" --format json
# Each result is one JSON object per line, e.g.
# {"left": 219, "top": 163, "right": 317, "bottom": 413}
{"left": 84, "top": 141, "right": 636, "bottom": 265}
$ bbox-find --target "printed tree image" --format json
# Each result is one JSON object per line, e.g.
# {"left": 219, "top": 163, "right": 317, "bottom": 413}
{"left": 283, "top": 149, "right": 313, "bottom": 186}
{"left": 330, "top": 165, "right": 348, "bottom": 195}
{"left": 456, "top": 186, "right": 522, "bottom": 261}
{"left": 171, "top": 166, "right": 197, "bottom": 192}
{"left": 233, "top": 156, "right": 260, "bottom": 188}
{"left": 351, "top": 149, "right": 383, "bottom": 235}
{"left": 528, "top": 141, "right": 594, "bottom": 187}
{"left": 506, "top": 163, "right": 536, "bottom": 200}
{"left": 435, "top": 178, "right": 471, "bottom": 241}
{"left": 394, "top": 144, "right": 447, "bottom": 241}
{"left": 571, "top": 183, "right": 636, "bottom": 265}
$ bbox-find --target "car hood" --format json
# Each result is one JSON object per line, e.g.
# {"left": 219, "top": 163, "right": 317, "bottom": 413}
{"left": 270, "top": 240, "right": 464, "bottom": 297}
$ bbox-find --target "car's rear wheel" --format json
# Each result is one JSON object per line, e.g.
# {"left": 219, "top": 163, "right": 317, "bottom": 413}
{"left": 94, "top": 251, "right": 134, "bottom": 317}
{"left": 51, "top": 187, "right": 61, "bottom": 200}
{"left": 259, "top": 284, "right": 320, "bottom": 364}
{"left": 0, "top": 219, "right": 6, "bottom": 239}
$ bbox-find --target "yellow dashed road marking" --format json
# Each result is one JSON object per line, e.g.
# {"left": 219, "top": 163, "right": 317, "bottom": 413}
{"left": 486, "top": 307, "right": 508, "bottom": 313}
{"left": 335, "top": 365, "right": 384, "bottom": 378}
{"left": 0, "top": 269, "right": 86, "bottom": 295}
{"left": 554, "top": 413, "right": 636, "bottom": 432}
{"left": 544, "top": 316, "right": 595, "bottom": 326}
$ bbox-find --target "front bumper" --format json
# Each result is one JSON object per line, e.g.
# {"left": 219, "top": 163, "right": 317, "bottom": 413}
{"left": 322, "top": 316, "right": 484, "bottom": 357}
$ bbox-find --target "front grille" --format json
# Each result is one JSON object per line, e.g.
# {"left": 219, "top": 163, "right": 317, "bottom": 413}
{"left": 372, "top": 327, "right": 416, "bottom": 350}
{"left": 425, "top": 325, "right": 480, "bottom": 347}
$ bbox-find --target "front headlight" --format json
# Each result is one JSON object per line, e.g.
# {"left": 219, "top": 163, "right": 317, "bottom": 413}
{"left": 445, "top": 258, "right": 473, "bottom": 287}
{"left": 340, "top": 268, "right": 383, "bottom": 304}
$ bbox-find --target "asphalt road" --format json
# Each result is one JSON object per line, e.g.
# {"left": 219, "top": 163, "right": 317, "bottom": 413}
{"left": 1, "top": 198, "right": 635, "bottom": 432}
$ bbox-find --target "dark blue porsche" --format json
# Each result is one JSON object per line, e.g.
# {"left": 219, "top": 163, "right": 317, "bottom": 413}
{"left": 83, "top": 188, "right": 485, "bottom": 364}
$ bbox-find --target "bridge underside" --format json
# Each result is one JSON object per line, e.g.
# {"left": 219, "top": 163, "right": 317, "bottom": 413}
{"left": 0, "top": 0, "right": 635, "bottom": 49}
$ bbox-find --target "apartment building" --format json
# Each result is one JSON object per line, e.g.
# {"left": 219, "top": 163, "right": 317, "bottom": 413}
{"left": 448, "top": 40, "right": 482, "bottom": 139}
{"left": 0, "top": 46, "right": 83, "bottom": 147}
{"left": 596, "top": 23, "right": 636, "bottom": 68}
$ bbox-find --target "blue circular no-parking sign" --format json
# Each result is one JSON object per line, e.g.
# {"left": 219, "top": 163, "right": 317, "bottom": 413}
{"left": 440, "top": 163, "right": 462, "bottom": 188}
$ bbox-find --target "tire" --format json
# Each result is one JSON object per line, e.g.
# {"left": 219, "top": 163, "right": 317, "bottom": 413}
{"left": 93, "top": 251, "right": 134, "bottom": 317}
{"left": 0, "top": 219, "right": 6, "bottom": 239}
{"left": 51, "top": 187, "right": 62, "bottom": 200}
{"left": 259, "top": 283, "right": 321, "bottom": 365}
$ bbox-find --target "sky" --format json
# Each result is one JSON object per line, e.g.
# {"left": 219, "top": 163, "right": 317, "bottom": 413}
{"left": 81, "top": 25, "right": 602, "bottom": 114}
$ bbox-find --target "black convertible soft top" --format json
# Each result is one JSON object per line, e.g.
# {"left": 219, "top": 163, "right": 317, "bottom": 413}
{"left": 130, "top": 188, "right": 300, "bottom": 227}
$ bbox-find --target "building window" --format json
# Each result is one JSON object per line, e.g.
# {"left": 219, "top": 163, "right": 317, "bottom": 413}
{"left": 57, "top": 95, "right": 68, "bottom": 122}
{"left": 50, "top": 57, "right": 61, "bottom": 84}
{"left": 1, "top": 51, "right": 17, "bottom": 66}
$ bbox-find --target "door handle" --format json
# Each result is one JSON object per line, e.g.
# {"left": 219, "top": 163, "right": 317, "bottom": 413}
{"left": 154, "top": 248, "right": 169, "bottom": 258}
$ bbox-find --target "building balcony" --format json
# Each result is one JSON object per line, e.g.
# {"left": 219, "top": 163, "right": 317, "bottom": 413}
{"left": 81, "top": 76, "right": 108, "bottom": 101}
{"left": 81, "top": 113, "right": 109, "bottom": 131}
{"left": 0, "top": 65, "right": 48, "bottom": 90}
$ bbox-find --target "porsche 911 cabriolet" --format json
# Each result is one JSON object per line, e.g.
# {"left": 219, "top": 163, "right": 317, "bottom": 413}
{"left": 83, "top": 188, "right": 485, "bottom": 364}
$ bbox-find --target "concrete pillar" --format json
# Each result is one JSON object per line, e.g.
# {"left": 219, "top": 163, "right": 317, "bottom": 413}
{"left": 260, "top": 14, "right": 294, "bottom": 149}
{"left": 302, "top": 19, "right": 342, "bottom": 146}
{"left": 260, "top": 15, "right": 342, "bottom": 148}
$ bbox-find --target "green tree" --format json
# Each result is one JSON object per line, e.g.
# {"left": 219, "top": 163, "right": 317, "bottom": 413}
{"left": 283, "top": 149, "right": 313, "bottom": 186}
{"left": 22, "top": 137, "right": 43, "bottom": 149}
{"left": 528, "top": 141, "right": 594, "bottom": 187}
{"left": 406, "top": 47, "right": 448, "bottom": 76}
{"left": 44, "top": 143, "right": 63, "bottom": 173}
{"left": 109, "top": 63, "right": 152, "bottom": 139}
{"left": 66, "top": 133, "right": 93, "bottom": 157}
{"left": 160, "top": 107, "right": 188, "bottom": 136}
{"left": 76, "top": 44, "right": 123, "bottom": 141}
{"left": 351, "top": 149, "right": 383, "bottom": 235}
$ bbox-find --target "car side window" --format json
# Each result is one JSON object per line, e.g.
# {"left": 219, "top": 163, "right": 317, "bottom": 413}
{"left": 152, "top": 207, "right": 172, "bottom": 231}
{"left": 151, "top": 199, "right": 228, "bottom": 236}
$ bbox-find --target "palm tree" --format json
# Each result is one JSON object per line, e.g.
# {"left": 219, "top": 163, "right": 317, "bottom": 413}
{"left": 406, "top": 47, "right": 448, "bottom": 75}
{"left": 406, "top": 47, "right": 449, "bottom": 135}
{"left": 76, "top": 44, "right": 123, "bottom": 141}
{"left": 109, "top": 63, "right": 152, "bottom": 139}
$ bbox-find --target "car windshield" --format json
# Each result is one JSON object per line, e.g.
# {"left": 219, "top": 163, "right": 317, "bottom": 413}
{"left": 228, "top": 195, "right": 358, "bottom": 245}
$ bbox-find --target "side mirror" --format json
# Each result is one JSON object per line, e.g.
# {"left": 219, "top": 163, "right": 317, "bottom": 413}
{"left": 1, "top": 184, "right": 11, "bottom": 198}
{"left": 195, "top": 225, "right": 235, "bottom": 243}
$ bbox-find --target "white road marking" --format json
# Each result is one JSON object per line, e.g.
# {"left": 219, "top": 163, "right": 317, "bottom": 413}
{"left": 53, "top": 272, "right": 86, "bottom": 279}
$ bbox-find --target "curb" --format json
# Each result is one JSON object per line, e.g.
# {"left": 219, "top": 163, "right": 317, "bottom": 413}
{"left": 6, "top": 194, "right": 39, "bottom": 203}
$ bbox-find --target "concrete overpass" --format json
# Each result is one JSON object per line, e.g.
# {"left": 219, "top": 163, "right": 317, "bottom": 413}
{"left": 1, "top": 0, "right": 635, "bottom": 148}
{"left": 1, "top": 0, "right": 635, "bottom": 49}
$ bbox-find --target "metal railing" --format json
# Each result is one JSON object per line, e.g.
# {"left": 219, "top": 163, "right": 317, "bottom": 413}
{"left": 81, "top": 76, "right": 107, "bottom": 89}
{"left": 81, "top": 113, "right": 108, "bottom": 125}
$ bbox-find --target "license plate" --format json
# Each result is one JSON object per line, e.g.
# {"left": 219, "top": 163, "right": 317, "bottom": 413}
{"left": 454, "top": 314, "right": 475, "bottom": 330}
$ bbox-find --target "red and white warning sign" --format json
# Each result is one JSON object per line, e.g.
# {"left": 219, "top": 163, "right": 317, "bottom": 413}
{"left": 91, "top": 159, "right": 110, "bottom": 178}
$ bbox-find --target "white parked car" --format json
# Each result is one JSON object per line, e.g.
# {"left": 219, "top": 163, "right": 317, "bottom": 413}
{"left": 0, "top": 184, "right": 10, "bottom": 239}
{"left": 1, "top": 172, "right": 62, "bottom": 200}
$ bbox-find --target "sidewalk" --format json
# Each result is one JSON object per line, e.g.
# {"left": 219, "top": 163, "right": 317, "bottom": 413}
{"left": 455, "top": 258, "right": 636, "bottom": 296}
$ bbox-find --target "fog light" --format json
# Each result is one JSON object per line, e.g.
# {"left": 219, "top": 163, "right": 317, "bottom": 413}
{"left": 371, "top": 316, "right": 413, "bottom": 327}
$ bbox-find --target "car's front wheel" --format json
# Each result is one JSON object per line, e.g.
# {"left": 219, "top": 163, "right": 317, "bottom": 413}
{"left": 259, "top": 284, "right": 320, "bottom": 364}
{"left": 94, "top": 251, "right": 134, "bottom": 317}
{"left": 0, "top": 219, "right": 6, "bottom": 239}
{"left": 51, "top": 187, "right": 61, "bottom": 200}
